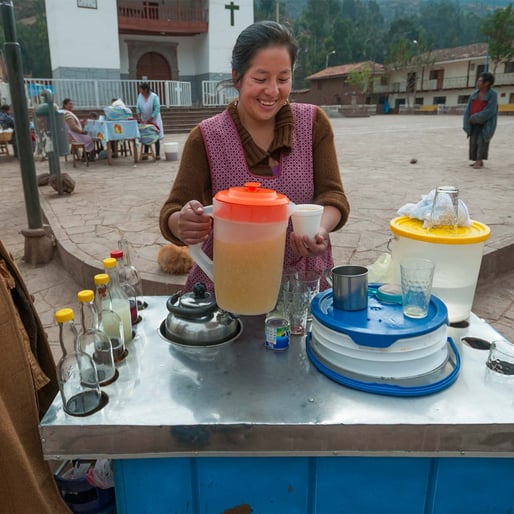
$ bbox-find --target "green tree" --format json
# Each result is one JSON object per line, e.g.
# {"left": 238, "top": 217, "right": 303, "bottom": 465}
{"left": 0, "top": 0, "right": 50, "bottom": 77}
{"left": 255, "top": 0, "right": 286, "bottom": 22}
{"left": 481, "top": 3, "right": 514, "bottom": 73}
{"left": 346, "top": 62, "right": 372, "bottom": 94}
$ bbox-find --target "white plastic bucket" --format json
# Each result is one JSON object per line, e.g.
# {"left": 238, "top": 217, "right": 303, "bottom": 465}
{"left": 390, "top": 216, "right": 490, "bottom": 323}
{"left": 164, "top": 142, "right": 178, "bottom": 161}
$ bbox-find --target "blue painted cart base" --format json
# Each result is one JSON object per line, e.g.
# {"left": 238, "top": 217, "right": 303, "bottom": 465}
{"left": 114, "top": 456, "right": 514, "bottom": 513}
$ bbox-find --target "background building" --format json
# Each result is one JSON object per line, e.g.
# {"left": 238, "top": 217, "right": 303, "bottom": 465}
{"left": 44, "top": 0, "right": 253, "bottom": 105}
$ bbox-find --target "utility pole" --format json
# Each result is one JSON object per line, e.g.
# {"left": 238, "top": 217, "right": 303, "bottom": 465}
{"left": 0, "top": 0, "right": 54, "bottom": 264}
{"left": 275, "top": 0, "right": 279, "bottom": 22}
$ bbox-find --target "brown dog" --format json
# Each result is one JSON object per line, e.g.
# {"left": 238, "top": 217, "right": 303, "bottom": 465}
{"left": 157, "top": 243, "right": 194, "bottom": 275}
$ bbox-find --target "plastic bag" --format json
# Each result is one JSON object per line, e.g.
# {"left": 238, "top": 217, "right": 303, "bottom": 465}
{"left": 367, "top": 253, "right": 394, "bottom": 283}
{"left": 86, "top": 459, "right": 114, "bottom": 489}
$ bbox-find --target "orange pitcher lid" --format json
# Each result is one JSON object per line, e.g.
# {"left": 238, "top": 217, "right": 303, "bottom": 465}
{"left": 390, "top": 216, "right": 491, "bottom": 244}
{"left": 215, "top": 182, "right": 289, "bottom": 207}
{"left": 214, "top": 182, "right": 290, "bottom": 222}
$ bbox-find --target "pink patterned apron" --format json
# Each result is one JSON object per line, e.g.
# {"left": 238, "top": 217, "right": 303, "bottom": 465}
{"left": 185, "top": 103, "right": 333, "bottom": 292}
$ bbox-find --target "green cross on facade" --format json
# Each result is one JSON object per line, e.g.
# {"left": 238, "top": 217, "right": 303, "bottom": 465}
{"left": 225, "top": 1, "right": 240, "bottom": 26}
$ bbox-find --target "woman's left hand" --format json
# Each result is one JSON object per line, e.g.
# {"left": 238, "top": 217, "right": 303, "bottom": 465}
{"left": 290, "top": 228, "right": 330, "bottom": 257}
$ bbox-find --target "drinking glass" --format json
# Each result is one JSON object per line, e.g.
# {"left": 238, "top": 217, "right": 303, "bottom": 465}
{"left": 400, "top": 258, "right": 435, "bottom": 319}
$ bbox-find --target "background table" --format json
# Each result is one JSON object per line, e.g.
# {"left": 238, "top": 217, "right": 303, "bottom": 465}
{"left": 85, "top": 119, "right": 140, "bottom": 164}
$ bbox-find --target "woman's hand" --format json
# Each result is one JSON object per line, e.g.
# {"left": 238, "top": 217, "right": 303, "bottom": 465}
{"left": 174, "top": 200, "right": 212, "bottom": 245}
{"left": 290, "top": 227, "right": 330, "bottom": 257}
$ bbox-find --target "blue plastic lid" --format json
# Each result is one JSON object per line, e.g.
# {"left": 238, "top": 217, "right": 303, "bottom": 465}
{"left": 306, "top": 335, "right": 460, "bottom": 397}
{"left": 311, "top": 285, "right": 448, "bottom": 348}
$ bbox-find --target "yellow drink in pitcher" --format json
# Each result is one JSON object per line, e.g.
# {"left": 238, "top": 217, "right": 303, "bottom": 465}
{"left": 214, "top": 234, "right": 286, "bottom": 315}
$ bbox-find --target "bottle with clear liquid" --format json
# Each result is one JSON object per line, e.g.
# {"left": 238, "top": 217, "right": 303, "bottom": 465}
{"left": 77, "top": 290, "right": 117, "bottom": 386}
{"left": 102, "top": 258, "right": 133, "bottom": 343}
{"left": 55, "top": 308, "right": 103, "bottom": 417}
{"left": 110, "top": 249, "right": 139, "bottom": 325}
{"left": 117, "top": 238, "right": 145, "bottom": 310}
{"left": 94, "top": 273, "right": 126, "bottom": 361}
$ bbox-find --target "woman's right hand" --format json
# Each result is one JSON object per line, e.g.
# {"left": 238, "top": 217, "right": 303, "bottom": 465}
{"left": 175, "top": 200, "right": 212, "bottom": 245}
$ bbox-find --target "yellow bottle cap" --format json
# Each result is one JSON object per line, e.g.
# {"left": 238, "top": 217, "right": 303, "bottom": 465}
{"left": 55, "top": 308, "right": 74, "bottom": 323}
{"left": 94, "top": 273, "right": 110, "bottom": 285}
{"left": 77, "top": 290, "right": 94, "bottom": 303}
{"left": 103, "top": 257, "right": 117, "bottom": 268}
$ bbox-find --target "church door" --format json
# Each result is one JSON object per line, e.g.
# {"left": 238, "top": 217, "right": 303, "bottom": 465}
{"left": 137, "top": 52, "right": 171, "bottom": 101}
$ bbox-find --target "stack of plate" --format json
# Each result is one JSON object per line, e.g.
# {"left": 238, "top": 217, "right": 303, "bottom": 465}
{"left": 307, "top": 287, "right": 461, "bottom": 396}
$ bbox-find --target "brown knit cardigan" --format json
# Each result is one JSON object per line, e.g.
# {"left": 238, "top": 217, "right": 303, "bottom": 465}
{"left": 159, "top": 101, "right": 350, "bottom": 245}
{"left": 0, "top": 240, "right": 69, "bottom": 513}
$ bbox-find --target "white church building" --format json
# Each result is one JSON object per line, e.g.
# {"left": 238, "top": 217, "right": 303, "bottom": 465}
{"left": 44, "top": 0, "right": 253, "bottom": 105}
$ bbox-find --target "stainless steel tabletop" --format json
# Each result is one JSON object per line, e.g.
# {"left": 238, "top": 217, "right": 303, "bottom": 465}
{"left": 40, "top": 296, "right": 514, "bottom": 459}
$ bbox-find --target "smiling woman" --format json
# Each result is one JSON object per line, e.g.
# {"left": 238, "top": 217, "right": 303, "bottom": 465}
{"left": 159, "top": 20, "right": 350, "bottom": 295}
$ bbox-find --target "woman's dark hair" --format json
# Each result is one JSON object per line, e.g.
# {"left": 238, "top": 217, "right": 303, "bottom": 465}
{"left": 139, "top": 82, "right": 151, "bottom": 93}
{"left": 62, "top": 98, "right": 71, "bottom": 108}
{"left": 231, "top": 21, "right": 298, "bottom": 82}
{"left": 0, "top": 104, "right": 10, "bottom": 112}
{"left": 479, "top": 72, "right": 495, "bottom": 87}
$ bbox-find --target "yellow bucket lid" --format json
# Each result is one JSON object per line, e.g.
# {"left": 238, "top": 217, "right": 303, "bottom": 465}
{"left": 390, "top": 216, "right": 491, "bottom": 244}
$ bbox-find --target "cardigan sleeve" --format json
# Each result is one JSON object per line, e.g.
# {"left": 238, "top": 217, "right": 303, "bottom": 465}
{"left": 159, "top": 126, "right": 212, "bottom": 245}
{"left": 159, "top": 107, "right": 351, "bottom": 244}
{"left": 311, "top": 107, "right": 350, "bottom": 231}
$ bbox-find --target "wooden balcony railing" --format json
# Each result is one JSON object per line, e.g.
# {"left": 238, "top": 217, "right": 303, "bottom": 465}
{"left": 117, "top": 1, "right": 208, "bottom": 36}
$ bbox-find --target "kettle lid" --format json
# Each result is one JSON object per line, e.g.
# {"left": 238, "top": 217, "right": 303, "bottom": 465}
{"left": 166, "top": 282, "right": 217, "bottom": 319}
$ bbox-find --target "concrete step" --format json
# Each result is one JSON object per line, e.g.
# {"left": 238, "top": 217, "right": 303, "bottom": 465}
{"left": 160, "top": 107, "right": 224, "bottom": 133}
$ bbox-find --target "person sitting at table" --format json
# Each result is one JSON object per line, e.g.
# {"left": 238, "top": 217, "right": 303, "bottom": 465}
{"left": 0, "top": 104, "right": 17, "bottom": 157}
{"left": 62, "top": 98, "right": 96, "bottom": 160}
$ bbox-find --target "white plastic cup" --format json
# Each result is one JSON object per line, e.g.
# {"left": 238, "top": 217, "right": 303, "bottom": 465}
{"left": 291, "top": 204, "right": 324, "bottom": 238}
{"left": 400, "top": 258, "right": 435, "bottom": 319}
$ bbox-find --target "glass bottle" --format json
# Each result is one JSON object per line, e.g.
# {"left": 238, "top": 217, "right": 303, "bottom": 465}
{"left": 55, "top": 308, "right": 103, "bottom": 417}
{"left": 77, "top": 290, "right": 117, "bottom": 386}
{"left": 94, "top": 273, "right": 126, "bottom": 361}
{"left": 102, "top": 257, "right": 133, "bottom": 343}
{"left": 117, "top": 238, "right": 145, "bottom": 310}
{"left": 110, "top": 249, "right": 139, "bottom": 325}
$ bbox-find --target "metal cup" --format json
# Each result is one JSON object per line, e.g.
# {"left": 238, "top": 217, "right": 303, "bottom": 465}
{"left": 325, "top": 265, "right": 368, "bottom": 311}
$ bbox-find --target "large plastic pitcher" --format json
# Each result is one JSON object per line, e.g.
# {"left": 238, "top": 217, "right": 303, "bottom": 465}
{"left": 189, "top": 182, "right": 295, "bottom": 315}
{"left": 390, "top": 216, "right": 490, "bottom": 323}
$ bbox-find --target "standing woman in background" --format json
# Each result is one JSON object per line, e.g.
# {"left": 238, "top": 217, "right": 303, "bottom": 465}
{"left": 463, "top": 71, "right": 498, "bottom": 169}
{"left": 136, "top": 82, "right": 164, "bottom": 160}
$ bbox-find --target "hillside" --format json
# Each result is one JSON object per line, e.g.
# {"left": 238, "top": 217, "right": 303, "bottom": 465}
{"left": 280, "top": 0, "right": 512, "bottom": 20}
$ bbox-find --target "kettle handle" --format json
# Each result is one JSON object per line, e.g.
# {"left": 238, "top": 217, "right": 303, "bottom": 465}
{"left": 188, "top": 205, "right": 214, "bottom": 281}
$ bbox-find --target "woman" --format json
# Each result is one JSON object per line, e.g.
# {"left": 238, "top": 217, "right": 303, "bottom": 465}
{"left": 136, "top": 82, "right": 164, "bottom": 160}
{"left": 62, "top": 98, "right": 95, "bottom": 157}
{"left": 463, "top": 72, "right": 498, "bottom": 169}
{"left": 159, "top": 21, "right": 350, "bottom": 292}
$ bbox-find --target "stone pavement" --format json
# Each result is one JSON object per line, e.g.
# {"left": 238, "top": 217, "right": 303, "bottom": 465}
{"left": 2, "top": 114, "right": 513, "bottom": 361}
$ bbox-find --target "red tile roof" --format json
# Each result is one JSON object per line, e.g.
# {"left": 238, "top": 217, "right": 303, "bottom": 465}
{"left": 307, "top": 44, "right": 490, "bottom": 81}
{"left": 307, "top": 61, "right": 384, "bottom": 81}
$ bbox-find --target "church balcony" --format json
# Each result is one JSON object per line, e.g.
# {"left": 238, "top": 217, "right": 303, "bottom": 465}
{"left": 117, "top": 1, "right": 208, "bottom": 36}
